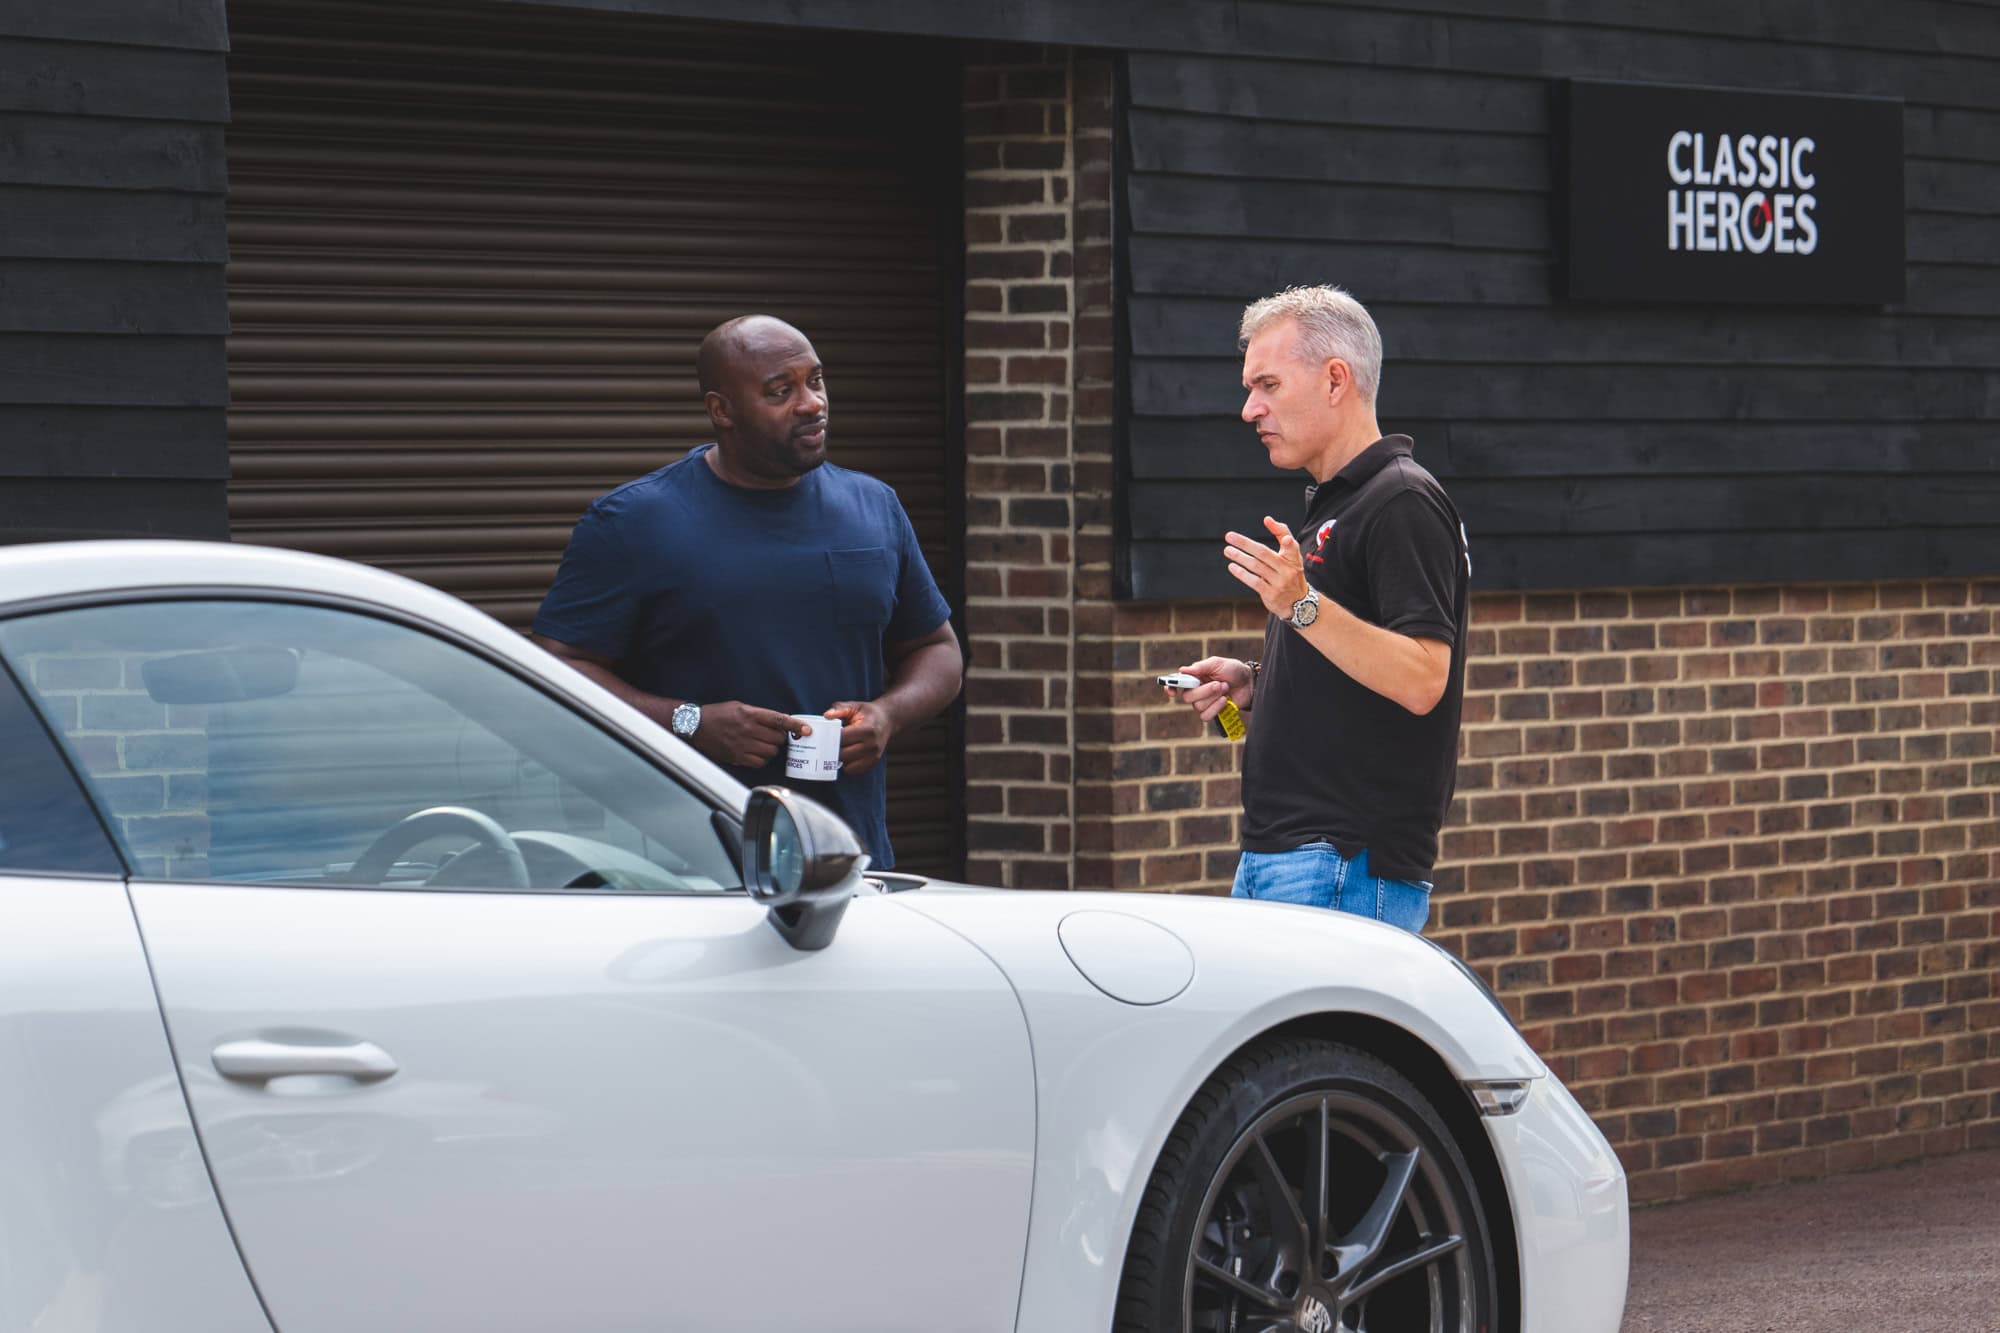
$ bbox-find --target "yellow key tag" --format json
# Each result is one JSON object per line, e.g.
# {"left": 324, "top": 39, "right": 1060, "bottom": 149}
{"left": 1215, "top": 700, "right": 1246, "bottom": 742}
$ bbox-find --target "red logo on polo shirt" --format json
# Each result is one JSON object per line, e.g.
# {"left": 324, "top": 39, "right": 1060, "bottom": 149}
{"left": 1307, "top": 518, "right": 1335, "bottom": 565}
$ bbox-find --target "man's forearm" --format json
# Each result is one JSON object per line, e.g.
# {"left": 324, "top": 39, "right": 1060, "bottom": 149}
{"left": 1295, "top": 604, "right": 1450, "bottom": 715}
{"left": 877, "top": 638, "right": 964, "bottom": 734}
{"left": 533, "top": 641, "right": 679, "bottom": 730}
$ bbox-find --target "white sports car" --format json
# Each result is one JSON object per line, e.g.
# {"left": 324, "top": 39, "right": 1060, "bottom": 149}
{"left": 0, "top": 541, "right": 1626, "bottom": 1333}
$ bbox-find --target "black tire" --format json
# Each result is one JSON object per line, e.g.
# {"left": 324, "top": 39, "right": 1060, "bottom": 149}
{"left": 1115, "top": 1038, "right": 1498, "bottom": 1333}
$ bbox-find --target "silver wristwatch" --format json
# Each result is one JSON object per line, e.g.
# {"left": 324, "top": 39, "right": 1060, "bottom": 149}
{"left": 1288, "top": 587, "right": 1321, "bottom": 629}
{"left": 670, "top": 700, "right": 702, "bottom": 738}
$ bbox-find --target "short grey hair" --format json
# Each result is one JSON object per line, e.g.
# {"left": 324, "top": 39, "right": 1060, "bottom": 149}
{"left": 1238, "top": 285, "right": 1383, "bottom": 403}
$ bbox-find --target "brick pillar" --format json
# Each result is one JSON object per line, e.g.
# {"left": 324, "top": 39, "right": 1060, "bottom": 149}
{"left": 960, "top": 51, "right": 1254, "bottom": 895}
{"left": 960, "top": 52, "right": 1076, "bottom": 889}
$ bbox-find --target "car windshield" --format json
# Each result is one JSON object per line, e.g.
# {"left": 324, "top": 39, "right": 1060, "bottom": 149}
{"left": 0, "top": 598, "right": 741, "bottom": 893}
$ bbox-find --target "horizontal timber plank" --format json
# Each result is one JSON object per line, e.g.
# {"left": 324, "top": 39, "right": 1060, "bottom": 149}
{"left": 1128, "top": 177, "right": 1547, "bottom": 250}
{"left": 1129, "top": 523, "right": 2000, "bottom": 596}
{"left": 1130, "top": 474, "right": 2000, "bottom": 538}
{"left": 1253, "top": 0, "right": 2000, "bottom": 64}
{"left": 1126, "top": 419, "right": 2000, "bottom": 481}
{"left": 0, "top": 186, "right": 227, "bottom": 264}
{"left": 1128, "top": 236, "right": 1553, "bottom": 304}
{"left": 0, "top": 1, "right": 226, "bottom": 51}
{"left": 0, "top": 334, "right": 225, "bottom": 407}
{"left": 0, "top": 38, "right": 227, "bottom": 122}
{"left": 0, "top": 261, "right": 227, "bottom": 335}
{"left": 1128, "top": 54, "right": 1549, "bottom": 134}
{"left": 0, "top": 114, "right": 226, "bottom": 193}
{"left": 0, "top": 408, "right": 226, "bottom": 478}
{"left": 1128, "top": 110, "right": 1551, "bottom": 191}
{"left": 0, "top": 478, "right": 228, "bottom": 543}
{"left": 1226, "top": 5, "right": 1997, "bottom": 111}
{"left": 1129, "top": 298, "right": 2000, "bottom": 368}
{"left": 1131, "top": 361, "right": 2000, "bottom": 422}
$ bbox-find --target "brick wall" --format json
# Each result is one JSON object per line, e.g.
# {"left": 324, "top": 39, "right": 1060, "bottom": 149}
{"left": 958, "top": 54, "right": 1998, "bottom": 1202}
{"left": 1442, "top": 581, "right": 1999, "bottom": 1201}
{"left": 1079, "top": 579, "right": 1999, "bottom": 1200}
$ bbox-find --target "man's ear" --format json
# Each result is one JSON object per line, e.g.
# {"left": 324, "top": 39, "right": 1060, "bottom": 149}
{"left": 704, "top": 390, "right": 732, "bottom": 432}
{"left": 1323, "top": 358, "right": 1351, "bottom": 406}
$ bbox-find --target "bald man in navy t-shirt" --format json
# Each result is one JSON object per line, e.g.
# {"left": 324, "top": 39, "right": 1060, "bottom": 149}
{"left": 532, "top": 316, "right": 961, "bottom": 869}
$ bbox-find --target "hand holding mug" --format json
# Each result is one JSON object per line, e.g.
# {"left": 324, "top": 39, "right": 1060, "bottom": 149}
{"left": 692, "top": 701, "right": 808, "bottom": 768}
{"left": 823, "top": 700, "right": 891, "bottom": 776}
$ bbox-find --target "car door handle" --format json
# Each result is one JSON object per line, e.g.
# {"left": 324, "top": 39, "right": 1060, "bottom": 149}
{"left": 212, "top": 1037, "right": 400, "bottom": 1085}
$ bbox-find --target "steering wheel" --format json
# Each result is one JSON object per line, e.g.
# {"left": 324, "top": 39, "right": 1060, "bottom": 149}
{"left": 346, "top": 805, "right": 531, "bottom": 889}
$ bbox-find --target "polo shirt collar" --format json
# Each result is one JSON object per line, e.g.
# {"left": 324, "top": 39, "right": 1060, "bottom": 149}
{"left": 1303, "top": 435, "right": 1415, "bottom": 508}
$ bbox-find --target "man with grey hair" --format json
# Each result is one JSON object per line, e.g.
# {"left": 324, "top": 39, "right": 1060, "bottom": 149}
{"left": 1167, "top": 285, "right": 1470, "bottom": 932}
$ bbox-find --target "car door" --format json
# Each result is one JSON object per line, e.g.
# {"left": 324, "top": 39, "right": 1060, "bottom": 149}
{"left": 0, "top": 596, "right": 1035, "bottom": 1333}
{"left": 0, "top": 659, "right": 270, "bottom": 1333}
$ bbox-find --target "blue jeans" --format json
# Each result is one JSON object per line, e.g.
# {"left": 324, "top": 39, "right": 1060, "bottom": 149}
{"left": 1231, "top": 843, "right": 1432, "bottom": 934}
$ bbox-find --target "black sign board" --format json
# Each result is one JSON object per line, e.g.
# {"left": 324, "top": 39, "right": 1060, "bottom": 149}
{"left": 1558, "top": 79, "right": 1904, "bottom": 305}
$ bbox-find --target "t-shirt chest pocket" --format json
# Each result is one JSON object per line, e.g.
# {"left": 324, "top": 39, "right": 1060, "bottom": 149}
{"left": 826, "top": 547, "right": 894, "bottom": 628}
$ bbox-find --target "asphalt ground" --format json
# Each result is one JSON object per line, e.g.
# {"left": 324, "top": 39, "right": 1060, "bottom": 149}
{"left": 1620, "top": 1149, "right": 2000, "bottom": 1333}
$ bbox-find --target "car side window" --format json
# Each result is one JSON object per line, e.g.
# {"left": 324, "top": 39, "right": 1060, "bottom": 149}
{"left": 0, "top": 660, "right": 123, "bottom": 876}
{"left": 0, "top": 600, "right": 740, "bottom": 893}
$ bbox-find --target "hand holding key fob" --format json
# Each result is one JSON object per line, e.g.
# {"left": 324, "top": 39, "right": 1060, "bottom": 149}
{"left": 1156, "top": 672, "right": 1246, "bottom": 741}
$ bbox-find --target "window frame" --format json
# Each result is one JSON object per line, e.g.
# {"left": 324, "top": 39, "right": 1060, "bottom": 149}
{"left": 0, "top": 587, "right": 749, "bottom": 898}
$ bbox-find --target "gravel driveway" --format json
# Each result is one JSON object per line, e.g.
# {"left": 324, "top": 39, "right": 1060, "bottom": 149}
{"left": 1621, "top": 1149, "right": 2000, "bottom": 1333}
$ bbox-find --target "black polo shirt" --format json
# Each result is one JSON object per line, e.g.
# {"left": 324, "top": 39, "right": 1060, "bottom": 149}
{"left": 1239, "top": 435, "right": 1470, "bottom": 883}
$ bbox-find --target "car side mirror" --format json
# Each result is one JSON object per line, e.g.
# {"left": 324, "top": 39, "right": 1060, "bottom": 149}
{"left": 741, "top": 786, "right": 868, "bottom": 951}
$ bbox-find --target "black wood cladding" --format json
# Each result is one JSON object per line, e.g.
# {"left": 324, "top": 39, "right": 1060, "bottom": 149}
{"left": 0, "top": 3, "right": 229, "bottom": 541}
{"left": 2, "top": 0, "right": 1994, "bottom": 583}
{"left": 1117, "top": 4, "right": 2000, "bottom": 595}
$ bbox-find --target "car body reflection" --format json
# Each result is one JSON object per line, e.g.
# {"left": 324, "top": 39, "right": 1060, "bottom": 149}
{"left": 98, "top": 1070, "right": 563, "bottom": 1206}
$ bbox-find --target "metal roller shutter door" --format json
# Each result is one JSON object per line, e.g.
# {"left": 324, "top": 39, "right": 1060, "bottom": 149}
{"left": 225, "top": 0, "right": 963, "bottom": 874}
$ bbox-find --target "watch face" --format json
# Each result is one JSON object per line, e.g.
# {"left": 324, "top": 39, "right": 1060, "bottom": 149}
{"left": 1292, "top": 593, "right": 1319, "bottom": 627}
{"left": 672, "top": 702, "right": 700, "bottom": 736}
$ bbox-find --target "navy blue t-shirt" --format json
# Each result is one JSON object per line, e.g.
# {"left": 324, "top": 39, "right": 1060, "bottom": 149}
{"left": 533, "top": 446, "right": 951, "bottom": 868}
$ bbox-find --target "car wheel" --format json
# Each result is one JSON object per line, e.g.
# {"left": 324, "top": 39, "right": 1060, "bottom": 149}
{"left": 1115, "top": 1038, "right": 1497, "bottom": 1333}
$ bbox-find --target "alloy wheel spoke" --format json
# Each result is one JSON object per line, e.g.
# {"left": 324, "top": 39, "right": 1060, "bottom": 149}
{"left": 1306, "top": 1097, "right": 1331, "bottom": 1257}
{"left": 1342, "top": 1232, "right": 1466, "bottom": 1303}
{"left": 1249, "top": 1132, "right": 1312, "bottom": 1256}
{"left": 1327, "top": 1148, "right": 1419, "bottom": 1283}
{"left": 1193, "top": 1255, "right": 1291, "bottom": 1311}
